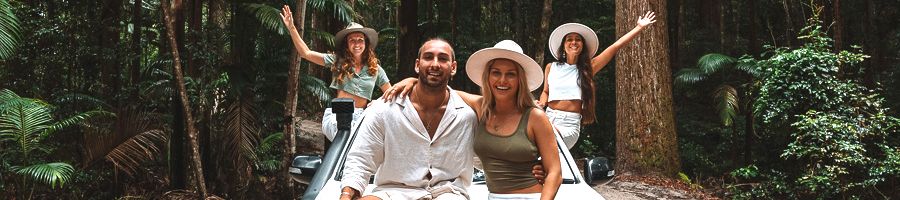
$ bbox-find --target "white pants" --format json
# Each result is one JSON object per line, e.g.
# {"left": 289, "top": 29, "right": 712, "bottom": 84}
{"left": 321, "top": 107, "right": 365, "bottom": 141}
{"left": 487, "top": 193, "right": 541, "bottom": 200}
{"left": 545, "top": 107, "right": 582, "bottom": 149}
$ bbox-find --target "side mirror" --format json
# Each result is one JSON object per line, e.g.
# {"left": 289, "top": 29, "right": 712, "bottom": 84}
{"left": 583, "top": 157, "right": 614, "bottom": 185}
{"left": 290, "top": 154, "right": 323, "bottom": 185}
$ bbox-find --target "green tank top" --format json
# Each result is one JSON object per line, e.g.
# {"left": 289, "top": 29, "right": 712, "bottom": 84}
{"left": 473, "top": 108, "right": 539, "bottom": 192}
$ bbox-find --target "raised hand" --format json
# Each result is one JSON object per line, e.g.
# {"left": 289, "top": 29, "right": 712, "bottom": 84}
{"left": 637, "top": 11, "right": 657, "bottom": 28}
{"left": 280, "top": 5, "right": 294, "bottom": 30}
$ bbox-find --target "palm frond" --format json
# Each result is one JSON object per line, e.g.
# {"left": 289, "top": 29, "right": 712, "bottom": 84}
{"left": 0, "top": 0, "right": 21, "bottom": 60}
{"left": 43, "top": 110, "right": 112, "bottom": 138}
{"left": 714, "top": 85, "right": 739, "bottom": 127}
{"left": 12, "top": 162, "right": 74, "bottom": 189}
{"left": 674, "top": 68, "right": 709, "bottom": 86}
{"left": 82, "top": 109, "right": 167, "bottom": 176}
{"left": 697, "top": 53, "right": 737, "bottom": 74}
{"left": 257, "top": 132, "right": 283, "bottom": 155}
{"left": 300, "top": 74, "right": 333, "bottom": 104}
{"left": 0, "top": 99, "right": 52, "bottom": 155}
{"left": 223, "top": 97, "right": 259, "bottom": 167}
{"left": 241, "top": 3, "right": 287, "bottom": 35}
{"left": 307, "top": 29, "right": 336, "bottom": 49}
{"left": 254, "top": 132, "right": 283, "bottom": 172}
{"left": 307, "top": 0, "right": 355, "bottom": 24}
{"left": 735, "top": 60, "right": 764, "bottom": 78}
{"left": 52, "top": 93, "right": 110, "bottom": 109}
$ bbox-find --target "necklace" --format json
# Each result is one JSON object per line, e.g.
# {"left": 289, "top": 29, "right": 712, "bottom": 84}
{"left": 489, "top": 113, "right": 514, "bottom": 133}
{"left": 413, "top": 90, "right": 447, "bottom": 133}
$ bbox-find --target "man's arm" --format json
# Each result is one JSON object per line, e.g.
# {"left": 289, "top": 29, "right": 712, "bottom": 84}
{"left": 340, "top": 103, "right": 386, "bottom": 197}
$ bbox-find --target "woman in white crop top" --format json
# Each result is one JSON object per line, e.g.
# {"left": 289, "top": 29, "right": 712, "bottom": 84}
{"left": 281, "top": 6, "right": 392, "bottom": 141}
{"left": 537, "top": 12, "right": 657, "bottom": 149}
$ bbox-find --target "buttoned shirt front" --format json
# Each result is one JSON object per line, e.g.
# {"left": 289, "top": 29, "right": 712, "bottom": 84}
{"left": 341, "top": 87, "right": 477, "bottom": 199}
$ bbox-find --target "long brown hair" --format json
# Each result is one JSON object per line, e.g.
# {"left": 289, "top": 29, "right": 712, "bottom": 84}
{"left": 332, "top": 32, "right": 379, "bottom": 85}
{"left": 479, "top": 59, "right": 537, "bottom": 123}
{"left": 556, "top": 33, "right": 596, "bottom": 124}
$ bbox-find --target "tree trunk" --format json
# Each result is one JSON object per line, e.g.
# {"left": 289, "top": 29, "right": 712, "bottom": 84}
{"left": 614, "top": 0, "right": 680, "bottom": 178}
{"left": 533, "top": 0, "right": 553, "bottom": 65}
{"left": 161, "top": 0, "right": 208, "bottom": 197}
{"left": 748, "top": 0, "right": 760, "bottom": 56}
{"left": 131, "top": 0, "right": 142, "bottom": 98}
{"left": 100, "top": 0, "right": 123, "bottom": 94}
{"left": 280, "top": 0, "right": 307, "bottom": 197}
{"left": 782, "top": 0, "right": 794, "bottom": 47}
{"left": 397, "top": 0, "right": 419, "bottom": 79}
{"left": 832, "top": 0, "right": 843, "bottom": 52}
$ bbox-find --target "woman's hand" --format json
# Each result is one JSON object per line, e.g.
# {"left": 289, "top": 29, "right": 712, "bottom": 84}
{"left": 383, "top": 78, "right": 418, "bottom": 102}
{"left": 280, "top": 5, "right": 295, "bottom": 30}
{"left": 637, "top": 11, "right": 657, "bottom": 28}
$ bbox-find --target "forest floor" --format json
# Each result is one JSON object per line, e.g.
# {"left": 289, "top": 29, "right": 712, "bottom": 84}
{"left": 593, "top": 175, "right": 719, "bottom": 200}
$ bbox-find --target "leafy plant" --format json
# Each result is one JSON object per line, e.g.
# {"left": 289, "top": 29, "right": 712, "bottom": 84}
{"left": 0, "top": 89, "right": 103, "bottom": 193}
{"left": 0, "top": 0, "right": 20, "bottom": 60}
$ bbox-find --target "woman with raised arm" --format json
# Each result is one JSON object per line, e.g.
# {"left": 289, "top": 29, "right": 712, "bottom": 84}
{"left": 537, "top": 11, "right": 657, "bottom": 149}
{"left": 281, "top": 5, "right": 391, "bottom": 140}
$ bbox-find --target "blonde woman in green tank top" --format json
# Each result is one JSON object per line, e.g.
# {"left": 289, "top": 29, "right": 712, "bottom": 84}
{"left": 387, "top": 40, "right": 561, "bottom": 200}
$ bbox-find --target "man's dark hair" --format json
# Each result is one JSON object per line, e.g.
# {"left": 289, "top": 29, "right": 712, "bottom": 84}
{"left": 418, "top": 37, "right": 455, "bottom": 61}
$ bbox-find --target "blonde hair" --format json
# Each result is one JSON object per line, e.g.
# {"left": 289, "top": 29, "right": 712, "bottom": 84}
{"left": 479, "top": 58, "right": 537, "bottom": 122}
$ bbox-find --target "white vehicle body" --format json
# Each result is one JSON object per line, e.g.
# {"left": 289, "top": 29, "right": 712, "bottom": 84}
{"left": 300, "top": 130, "right": 606, "bottom": 200}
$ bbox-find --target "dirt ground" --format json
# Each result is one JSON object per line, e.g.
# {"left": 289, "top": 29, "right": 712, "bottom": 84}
{"left": 593, "top": 176, "right": 719, "bottom": 200}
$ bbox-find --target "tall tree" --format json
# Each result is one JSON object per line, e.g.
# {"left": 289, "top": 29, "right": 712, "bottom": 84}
{"left": 397, "top": 0, "right": 418, "bottom": 79}
{"left": 100, "top": 0, "right": 123, "bottom": 93}
{"left": 614, "top": 0, "right": 680, "bottom": 178}
{"left": 131, "top": 0, "right": 142, "bottom": 96}
{"left": 533, "top": 0, "right": 553, "bottom": 64}
{"left": 161, "top": 0, "right": 208, "bottom": 197}
{"left": 280, "top": 0, "right": 307, "bottom": 197}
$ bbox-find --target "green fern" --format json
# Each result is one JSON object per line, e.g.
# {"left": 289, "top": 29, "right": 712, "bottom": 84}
{"left": 12, "top": 162, "right": 75, "bottom": 189}
{"left": 698, "top": 53, "right": 737, "bottom": 74}
{"left": 307, "top": 0, "right": 356, "bottom": 24}
{"left": 242, "top": 3, "right": 287, "bottom": 35}
{"left": 300, "top": 74, "right": 333, "bottom": 104}
{"left": 0, "top": 0, "right": 21, "bottom": 60}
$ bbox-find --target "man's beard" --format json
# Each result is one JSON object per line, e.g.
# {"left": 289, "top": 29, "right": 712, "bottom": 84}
{"left": 418, "top": 69, "right": 449, "bottom": 89}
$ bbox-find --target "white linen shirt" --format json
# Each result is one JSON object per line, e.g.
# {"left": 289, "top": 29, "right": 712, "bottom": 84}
{"left": 341, "top": 87, "right": 477, "bottom": 199}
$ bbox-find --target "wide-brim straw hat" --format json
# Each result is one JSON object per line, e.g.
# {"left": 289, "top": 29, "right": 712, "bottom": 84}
{"left": 334, "top": 22, "right": 379, "bottom": 48}
{"left": 466, "top": 40, "right": 544, "bottom": 92}
{"left": 548, "top": 23, "right": 599, "bottom": 60}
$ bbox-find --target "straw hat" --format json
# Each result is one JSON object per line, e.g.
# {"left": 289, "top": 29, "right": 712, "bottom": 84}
{"left": 548, "top": 23, "right": 599, "bottom": 60}
{"left": 334, "top": 22, "right": 379, "bottom": 48}
{"left": 466, "top": 40, "right": 544, "bottom": 92}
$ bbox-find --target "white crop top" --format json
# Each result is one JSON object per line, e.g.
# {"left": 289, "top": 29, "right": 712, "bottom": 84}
{"left": 547, "top": 62, "right": 582, "bottom": 101}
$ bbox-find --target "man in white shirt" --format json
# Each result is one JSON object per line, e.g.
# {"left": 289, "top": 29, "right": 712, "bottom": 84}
{"left": 340, "top": 38, "right": 476, "bottom": 200}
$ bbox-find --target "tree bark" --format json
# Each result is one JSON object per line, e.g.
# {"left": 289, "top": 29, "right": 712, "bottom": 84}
{"left": 131, "top": 0, "right": 142, "bottom": 97}
{"left": 533, "top": 0, "right": 553, "bottom": 65}
{"left": 161, "top": 0, "right": 208, "bottom": 197}
{"left": 614, "top": 0, "right": 680, "bottom": 178}
{"left": 832, "top": 0, "right": 843, "bottom": 52}
{"left": 397, "top": 0, "right": 419, "bottom": 79}
{"left": 100, "top": 0, "right": 123, "bottom": 94}
{"left": 280, "top": 0, "right": 307, "bottom": 197}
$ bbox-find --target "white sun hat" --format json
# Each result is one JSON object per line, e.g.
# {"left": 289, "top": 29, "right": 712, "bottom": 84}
{"left": 334, "top": 22, "right": 379, "bottom": 48}
{"left": 548, "top": 23, "right": 599, "bottom": 60}
{"left": 466, "top": 40, "right": 544, "bottom": 92}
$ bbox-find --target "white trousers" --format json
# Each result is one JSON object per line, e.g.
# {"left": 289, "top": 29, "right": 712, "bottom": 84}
{"left": 545, "top": 107, "right": 582, "bottom": 149}
{"left": 321, "top": 107, "right": 365, "bottom": 141}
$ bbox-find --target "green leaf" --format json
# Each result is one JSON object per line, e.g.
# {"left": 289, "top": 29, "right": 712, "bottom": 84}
{"left": 242, "top": 3, "right": 287, "bottom": 35}
{"left": 0, "top": 0, "right": 20, "bottom": 60}
{"left": 697, "top": 53, "right": 737, "bottom": 74}
{"left": 714, "top": 85, "right": 739, "bottom": 126}
{"left": 12, "top": 162, "right": 75, "bottom": 189}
